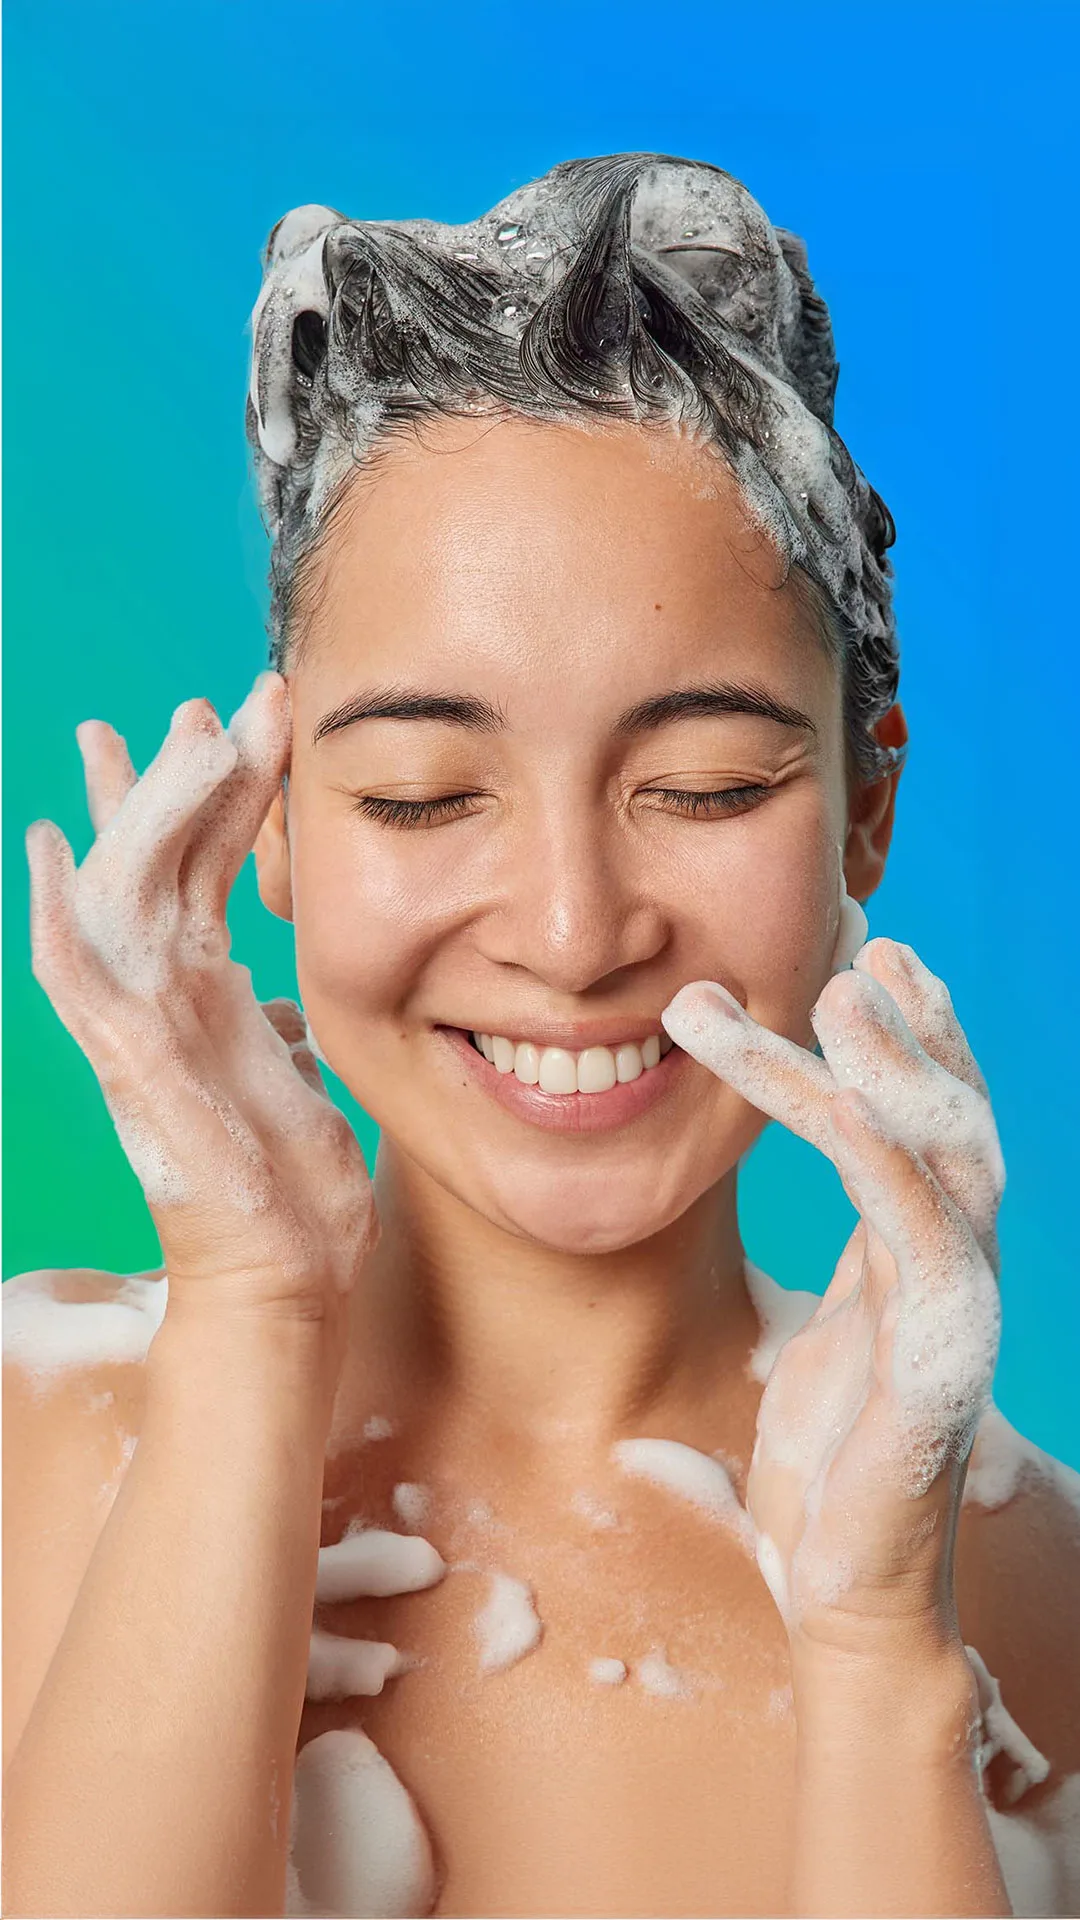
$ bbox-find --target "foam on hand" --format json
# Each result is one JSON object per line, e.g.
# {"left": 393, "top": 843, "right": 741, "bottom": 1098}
{"left": 473, "top": 1571, "right": 543, "bottom": 1673}
{"left": 316, "top": 1528, "right": 446, "bottom": 1604}
{"left": 663, "top": 918, "right": 1009, "bottom": 1624}
{"left": 301, "top": 1008, "right": 333, "bottom": 1071}
{"left": 287, "top": 1728, "right": 436, "bottom": 1919}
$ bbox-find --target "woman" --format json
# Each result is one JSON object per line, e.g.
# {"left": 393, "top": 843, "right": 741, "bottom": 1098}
{"left": 3, "top": 152, "right": 1078, "bottom": 1919}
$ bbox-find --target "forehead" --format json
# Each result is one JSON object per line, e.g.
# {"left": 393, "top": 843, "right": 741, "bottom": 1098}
{"left": 293, "top": 415, "right": 832, "bottom": 707}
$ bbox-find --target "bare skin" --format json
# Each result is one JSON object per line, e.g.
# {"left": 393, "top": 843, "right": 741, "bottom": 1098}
{"left": 4, "top": 415, "right": 1080, "bottom": 1918}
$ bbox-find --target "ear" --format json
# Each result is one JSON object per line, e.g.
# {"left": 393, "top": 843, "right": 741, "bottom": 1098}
{"left": 843, "top": 702, "right": 908, "bottom": 902}
{"left": 253, "top": 783, "right": 294, "bottom": 923}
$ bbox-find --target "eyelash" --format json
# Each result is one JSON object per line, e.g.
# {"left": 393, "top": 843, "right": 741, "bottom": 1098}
{"left": 351, "top": 784, "right": 773, "bottom": 828}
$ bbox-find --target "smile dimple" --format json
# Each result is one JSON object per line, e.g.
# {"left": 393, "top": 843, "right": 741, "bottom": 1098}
{"left": 468, "top": 1030, "right": 675, "bottom": 1094}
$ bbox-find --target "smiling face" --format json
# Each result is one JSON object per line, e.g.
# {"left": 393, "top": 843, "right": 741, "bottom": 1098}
{"left": 255, "top": 413, "right": 886, "bottom": 1255}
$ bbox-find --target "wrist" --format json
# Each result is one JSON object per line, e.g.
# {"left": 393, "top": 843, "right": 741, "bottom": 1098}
{"left": 148, "top": 1290, "right": 346, "bottom": 1428}
{"left": 791, "top": 1628, "right": 979, "bottom": 1765}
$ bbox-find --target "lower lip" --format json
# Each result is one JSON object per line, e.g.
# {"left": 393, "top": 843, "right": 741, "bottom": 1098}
{"left": 435, "top": 1027, "right": 692, "bottom": 1134}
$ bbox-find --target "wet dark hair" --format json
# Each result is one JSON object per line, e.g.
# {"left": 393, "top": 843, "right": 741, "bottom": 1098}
{"left": 246, "top": 153, "right": 903, "bottom": 784}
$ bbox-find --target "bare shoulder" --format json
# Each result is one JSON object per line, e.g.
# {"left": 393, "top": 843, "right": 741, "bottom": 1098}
{"left": 954, "top": 1403, "right": 1080, "bottom": 1908}
{"left": 2, "top": 1264, "right": 166, "bottom": 1768}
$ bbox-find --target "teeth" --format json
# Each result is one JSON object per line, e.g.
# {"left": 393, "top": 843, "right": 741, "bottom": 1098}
{"left": 471, "top": 1029, "right": 673, "bottom": 1093}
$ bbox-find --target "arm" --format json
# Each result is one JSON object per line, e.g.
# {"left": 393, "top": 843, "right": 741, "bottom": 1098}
{"left": 662, "top": 937, "right": 1017, "bottom": 1915}
{"left": 790, "top": 1636, "right": 1009, "bottom": 1919}
{"left": 3, "top": 677, "right": 378, "bottom": 1916}
{"left": 4, "top": 1310, "right": 336, "bottom": 1919}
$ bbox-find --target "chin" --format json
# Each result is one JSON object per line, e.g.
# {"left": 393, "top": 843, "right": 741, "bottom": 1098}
{"left": 463, "top": 1153, "right": 734, "bottom": 1255}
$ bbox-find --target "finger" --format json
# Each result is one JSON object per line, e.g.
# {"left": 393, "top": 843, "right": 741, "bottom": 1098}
{"left": 815, "top": 1218, "right": 871, "bottom": 1318}
{"left": 661, "top": 980, "right": 835, "bottom": 1154}
{"left": 828, "top": 1089, "right": 1000, "bottom": 1441}
{"left": 261, "top": 996, "right": 327, "bottom": 1096}
{"left": 82, "top": 700, "right": 239, "bottom": 904}
{"left": 26, "top": 819, "right": 81, "bottom": 993}
{"left": 814, "top": 960, "right": 1004, "bottom": 1269}
{"left": 75, "top": 721, "right": 138, "bottom": 834}
{"left": 853, "top": 938, "right": 990, "bottom": 1101}
{"left": 181, "top": 674, "right": 291, "bottom": 917}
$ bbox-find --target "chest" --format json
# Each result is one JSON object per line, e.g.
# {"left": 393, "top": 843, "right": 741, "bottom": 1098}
{"left": 295, "top": 1452, "right": 800, "bottom": 1917}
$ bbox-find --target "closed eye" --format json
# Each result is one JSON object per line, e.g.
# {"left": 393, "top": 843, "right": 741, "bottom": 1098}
{"left": 349, "top": 785, "right": 774, "bottom": 828}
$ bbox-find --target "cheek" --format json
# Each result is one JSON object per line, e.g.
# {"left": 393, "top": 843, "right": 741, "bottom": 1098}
{"left": 286, "top": 804, "right": 457, "bottom": 1022}
{"left": 687, "top": 799, "right": 839, "bottom": 1040}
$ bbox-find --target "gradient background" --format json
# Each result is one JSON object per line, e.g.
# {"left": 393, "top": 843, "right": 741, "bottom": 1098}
{"left": 4, "top": 2, "right": 1077, "bottom": 1468}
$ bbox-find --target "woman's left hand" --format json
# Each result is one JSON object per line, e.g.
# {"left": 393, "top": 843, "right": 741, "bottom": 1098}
{"left": 661, "top": 937, "right": 1005, "bottom": 1662}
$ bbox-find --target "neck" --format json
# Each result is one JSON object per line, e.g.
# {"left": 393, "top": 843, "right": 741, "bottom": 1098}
{"left": 335, "top": 1142, "right": 758, "bottom": 1464}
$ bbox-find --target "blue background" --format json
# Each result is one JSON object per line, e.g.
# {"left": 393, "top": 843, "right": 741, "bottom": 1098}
{"left": 4, "top": 2, "right": 1078, "bottom": 1466}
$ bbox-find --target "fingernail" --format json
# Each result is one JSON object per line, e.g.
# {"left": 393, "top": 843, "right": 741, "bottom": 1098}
{"left": 254, "top": 669, "right": 278, "bottom": 692}
{"left": 700, "top": 982, "right": 745, "bottom": 1018}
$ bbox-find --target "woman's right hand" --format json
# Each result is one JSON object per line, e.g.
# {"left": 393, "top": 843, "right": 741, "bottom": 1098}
{"left": 25, "top": 671, "right": 378, "bottom": 1336}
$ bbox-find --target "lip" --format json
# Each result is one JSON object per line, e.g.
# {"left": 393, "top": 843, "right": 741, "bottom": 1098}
{"left": 435, "top": 1025, "right": 692, "bottom": 1134}
{"left": 442, "top": 1018, "right": 669, "bottom": 1051}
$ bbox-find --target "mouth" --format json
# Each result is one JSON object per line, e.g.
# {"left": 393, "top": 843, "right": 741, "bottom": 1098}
{"left": 434, "top": 1025, "right": 690, "bottom": 1136}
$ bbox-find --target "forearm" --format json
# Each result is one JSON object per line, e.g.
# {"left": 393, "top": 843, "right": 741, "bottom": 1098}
{"left": 3, "top": 1310, "right": 337, "bottom": 1919}
{"left": 789, "top": 1636, "right": 1010, "bottom": 1919}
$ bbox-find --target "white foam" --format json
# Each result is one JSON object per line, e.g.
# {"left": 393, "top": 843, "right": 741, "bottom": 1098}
{"left": 635, "top": 1649, "right": 695, "bottom": 1698}
{"left": 316, "top": 1529, "right": 446, "bottom": 1603}
{"left": 305, "top": 1631, "right": 404, "bottom": 1702}
{"left": 830, "top": 842, "right": 869, "bottom": 972}
{"left": 966, "top": 1645, "right": 1051, "bottom": 1808}
{"left": 663, "top": 943, "right": 1010, "bottom": 1619}
{"left": 570, "top": 1488, "right": 620, "bottom": 1530}
{"left": 72, "top": 716, "right": 239, "bottom": 995}
{"left": 812, "top": 962, "right": 1006, "bottom": 1275}
{"left": 2, "top": 1270, "right": 169, "bottom": 1384}
{"left": 985, "top": 1772, "right": 1080, "bottom": 1918}
{"left": 473, "top": 1571, "right": 542, "bottom": 1673}
{"left": 755, "top": 1533, "right": 789, "bottom": 1617}
{"left": 767, "top": 1683, "right": 794, "bottom": 1720}
{"left": 287, "top": 1728, "right": 435, "bottom": 1919}
{"left": 962, "top": 1403, "right": 1046, "bottom": 1511}
{"left": 589, "top": 1656, "right": 627, "bottom": 1686}
{"left": 302, "top": 1008, "right": 334, "bottom": 1070}
{"left": 612, "top": 1436, "right": 754, "bottom": 1549}
{"left": 391, "top": 1482, "right": 431, "bottom": 1531}
{"left": 362, "top": 1414, "right": 395, "bottom": 1442}
{"left": 95, "top": 1430, "right": 138, "bottom": 1513}
{"left": 248, "top": 162, "right": 898, "bottom": 672}
{"left": 743, "top": 1259, "right": 818, "bottom": 1384}
{"left": 104, "top": 1096, "right": 198, "bottom": 1206}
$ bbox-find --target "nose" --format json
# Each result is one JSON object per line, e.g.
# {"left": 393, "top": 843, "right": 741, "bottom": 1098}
{"left": 479, "top": 801, "right": 669, "bottom": 995}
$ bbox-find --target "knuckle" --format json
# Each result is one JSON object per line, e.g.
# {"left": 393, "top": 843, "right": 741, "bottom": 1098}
{"left": 924, "top": 972, "right": 953, "bottom": 1013}
{"left": 172, "top": 697, "right": 223, "bottom": 736}
{"left": 863, "top": 934, "right": 909, "bottom": 970}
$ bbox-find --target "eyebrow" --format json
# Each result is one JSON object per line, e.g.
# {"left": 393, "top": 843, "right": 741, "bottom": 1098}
{"left": 312, "top": 681, "right": 817, "bottom": 746}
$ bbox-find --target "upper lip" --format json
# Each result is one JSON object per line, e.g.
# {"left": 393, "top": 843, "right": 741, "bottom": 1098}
{"left": 443, "top": 1018, "right": 670, "bottom": 1051}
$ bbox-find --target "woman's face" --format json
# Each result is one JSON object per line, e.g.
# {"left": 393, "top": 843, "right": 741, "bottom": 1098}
{"left": 256, "top": 414, "right": 860, "bottom": 1254}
